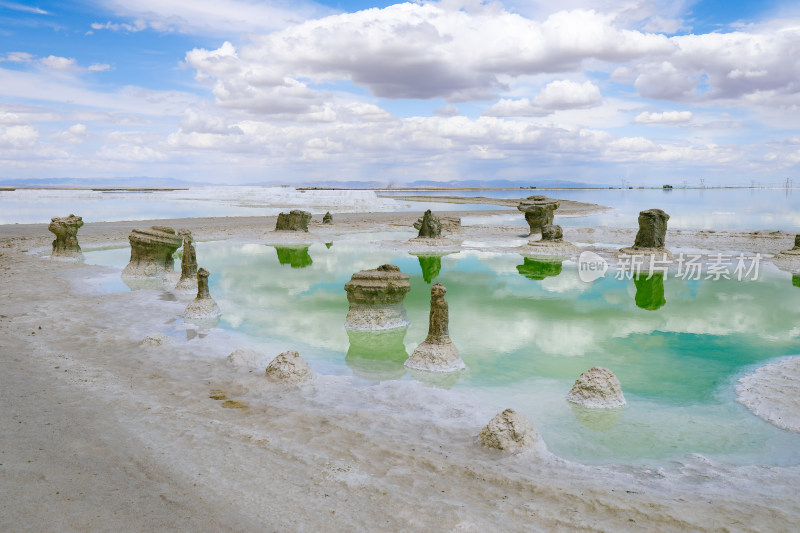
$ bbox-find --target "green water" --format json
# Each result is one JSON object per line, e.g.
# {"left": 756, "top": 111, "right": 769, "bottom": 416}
{"left": 85, "top": 238, "right": 800, "bottom": 465}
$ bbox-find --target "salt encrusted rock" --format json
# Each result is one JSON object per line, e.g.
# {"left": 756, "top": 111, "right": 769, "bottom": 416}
{"left": 415, "top": 209, "right": 442, "bottom": 238}
{"left": 48, "top": 214, "right": 83, "bottom": 257}
{"left": 275, "top": 210, "right": 312, "bottom": 232}
{"left": 183, "top": 268, "right": 221, "bottom": 319}
{"left": 140, "top": 333, "right": 170, "bottom": 347}
{"left": 414, "top": 215, "right": 460, "bottom": 233}
{"left": 405, "top": 283, "right": 464, "bottom": 372}
{"left": 541, "top": 224, "right": 563, "bottom": 242}
{"left": 344, "top": 264, "right": 411, "bottom": 331}
{"left": 478, "top": 408, "right": 536, "bottom": 452}
{"left": 226, "top": 348, "right": 262, "bottom": 371}
{"left": 265, "top": 350, "right": 312, "bottom": 383}
{"left": 633, "top": 209, "right": 669, "bottom": 249}
{"left": 174, "top": 235, "right": 198, "bottom": 291}
{"left": 122, "top": 226, "right": 182, "bottom": 277}
{"left": 566, "top": 367, "right": 626, "bottom": 408}
{"left": 322, "top": 211, "right": 333, "bottom": 225}
{"left": 517, "top": 196, "right": 560, "bottom": 235}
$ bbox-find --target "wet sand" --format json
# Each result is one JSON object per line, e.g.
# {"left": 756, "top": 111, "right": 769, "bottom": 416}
{"left": 2, "top": 208, "right": 800, "bottom": 532}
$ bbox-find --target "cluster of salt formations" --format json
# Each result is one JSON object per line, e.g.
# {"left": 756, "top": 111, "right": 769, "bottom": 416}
{"left": 517, "top": 196, "right": 560, "bottom": 235}
{"left": 275, "top": 210, "right": 312, "bottom": 232}
{"left": 478, "top": 408, "right": 537, "bottom": 452}
{"left": 174, "top": 235, "right": 198, "bottom": 292}
{"left": 620, "top": 209, "right": 671, "bottom": 256}
{"left": 121, "top": 226, "right": 183, "bottom": 277}
{"left": 344, "top": 264, "right": 411, "bottom": 331}
{"left": 48, "top": 214, "right": 83, "bottom": 258}
{"left": 183, "top": 268, "right": 221, "bottom": 321}
{"left": 405, "top": 283, "right": 465, "bottom": 372}
{"left": 566, "top": 366, "right": 626, "bottom": 408}
{"left": 265, "top": 350, "right": 313, "bottom": 384}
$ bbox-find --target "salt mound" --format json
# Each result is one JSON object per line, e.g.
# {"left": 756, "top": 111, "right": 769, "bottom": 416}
{"left": 478, "top": 408, "right": 536, "bottom": 452}
{"left": 566, "top": 367, "right": 626, "bottom": 408}
{"left": 736, "top": 356, "right": 800, "bottom": 432}
{"left": 226, "top": 349, "right": 262, "bottom": 371}
{"left": 140, "top": 333, "right": 170, "bottom": 347}
{"left": 265, "top": 350, "right": 312, "bottom": 384}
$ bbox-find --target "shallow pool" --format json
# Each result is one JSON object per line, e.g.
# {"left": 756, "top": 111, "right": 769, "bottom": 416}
{"left": 85, "top": 238, "right": 800, "bottom": 466}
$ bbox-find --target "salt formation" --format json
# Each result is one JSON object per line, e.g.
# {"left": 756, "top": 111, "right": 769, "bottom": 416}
{"left": 323, "top": 211, "right": 333, "bottom": 224}
{"left": 405, "top": 283, "right": 465, "bottom": 372}
{"left": 140, "top": 333, "right": 170, "bottom": 347}
{"left": 121, "top": 226, "right": 182, "bottom": 277}
{"left": 517, "top": 196, "right": 560, "bottom": 235}
{"left": 566, "top": 367, "right": 626, "bottom": 408}
{"left": 48, "top": 214, "right": 83, "bottom": 257}
{"left": 541, "top": 224, "right": 563, "bottom": 241}
{"left": 478, "top": 408, "right": 536, "bottom": 452}
{"left": 265, "top": 350, "right": 312, "bottom": 384}
{"left": 415, "top": 209, "right": 442, "bottom": 238}
{"left": 344, "top": 264, "right": 411, "bottom": 331}
{"left": 183, "top": 268, "right": 222, "bottom": 319}
{"left": 621, "top": 209, "right": 670, "bottom": 253}
{"left": 174, "top": 235, "right": 198, "bottom": 291}
{"left": 226, "top": 349, "right": 262, "bottom": 371}
{"left": 275, "top": 210, "right": 311, "bottom": 232}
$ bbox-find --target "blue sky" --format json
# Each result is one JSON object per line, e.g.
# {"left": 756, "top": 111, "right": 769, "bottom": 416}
{"left": 1, "top": 0, "right": 799, "bottom": 185}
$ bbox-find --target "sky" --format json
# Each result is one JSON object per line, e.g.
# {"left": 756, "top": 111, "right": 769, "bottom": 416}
{"left": 1, "top": 0, "right": 800, "bottom": 186}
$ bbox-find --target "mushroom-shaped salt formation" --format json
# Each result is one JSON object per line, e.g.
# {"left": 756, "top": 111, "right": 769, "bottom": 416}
{"left": 48, "top": 214, "right": 83, "bottom": 257}
{"left": 517, "top": 196, "right": 560, "bottom": 235}
{"left": 344, "top": 264, "right": 411, "bottom": 331}
{"left": 478, "top": 408, "right": 536, "bottom": 452}
{"left": 265, "top": 350, "right": 312, "bottom": 384}
{"left": 566, "top": 366, "right": 626, "bottom": 408}
{"left": 404, "top": 283, "right": 464, "bottom": 372}
{"left": 122, "top": 226, "right": 183, "bottom": 277}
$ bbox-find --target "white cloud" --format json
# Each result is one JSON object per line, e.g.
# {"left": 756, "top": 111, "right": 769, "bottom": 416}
{"left": 0, "top": 125, "right": 38, "bottom": 148}
{"left": 52, "top": 123, "right": 89, "bottom": 144}
{"left": 485, "top": 80, "right": 602, "bottom": 117}
{"left": 88, "top": 63, "right": 112, "bottom": 72}
{"left": 633, "top": 110, "right": 693, "bottom": 124}
{"left": 39, "top": 56, "right": 79, "bottom": 71}
{"left": 94, "top": 0, "right": 335, "bottom": 35}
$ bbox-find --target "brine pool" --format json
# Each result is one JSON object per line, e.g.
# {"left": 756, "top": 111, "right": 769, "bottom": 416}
{"left": 84, "top": 235, "right": 800, "bottom": 467}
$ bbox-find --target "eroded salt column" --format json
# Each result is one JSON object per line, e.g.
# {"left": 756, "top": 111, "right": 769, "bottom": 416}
{"left": 122, "top": 226, "right": 182, "bottom": 277}
{"left": 174, "top": 235, "right": 198, "bottom": 291}
{"left": 344, "top": 264, "right": 411, "bottom": 331}
{"left": 405, "top": 283, "right": 464, "bottom": 372}
{"left": 275, "top": 210, "right": 312, "bottom": 231}
{"left": 632, "top": 209, "right": 670, "bottom": 249}
{"left": 566, "top": 367, "right": 626, "bottom": 408}
{"left": 48, "top": 214, "right": 83, "bottom": 257}
{"left": 322, "top": 211, "right": 333, "bottom": 225}
{"left": 414, "top": 209, "right": 442, "bottom": 238}
{"left": 183, "top": 267, "right": 221, "bottom": 319}
{"left": 517, "top": 196, "right": 560, "bottom": 235}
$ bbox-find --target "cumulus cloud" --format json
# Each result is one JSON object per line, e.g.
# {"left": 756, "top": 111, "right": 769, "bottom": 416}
{"left": 39, "top": 56, "right": 79, "bottom": 71}
{"left": 52, "top": 123, "right": 89, "bottom": 144}
{"left": 485, "top": 80, "right": 602, "bottom": 117}
{"left": 633, "top": 110, "right": 693, "bottom": 124}
{"left": 0, "top": 125, "right": 38, "bottom": 148}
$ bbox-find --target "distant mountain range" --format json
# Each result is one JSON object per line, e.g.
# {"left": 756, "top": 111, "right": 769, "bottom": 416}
{"left": 0, "top": 176, "right": 610, "bottom": 189}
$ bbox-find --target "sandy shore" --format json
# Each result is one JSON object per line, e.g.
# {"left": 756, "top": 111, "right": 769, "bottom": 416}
{"left": 2, "top": 208, "right": 800, "bottom": 532}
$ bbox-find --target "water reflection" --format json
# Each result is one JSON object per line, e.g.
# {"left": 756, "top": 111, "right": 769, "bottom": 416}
{"left": 793, "top": 274, "right": 800, "bottom": 288}
{"left": 633, "top": 273, "right": 666, "bottom": 310}
{"left": 516, "top": 256, "right": 563, "bottom": 280}
{"left": 569, "top": 404, "right": 623, "bottom": 431}
{"left": 406, "top": 367, "right": 464, "bottom": 389}
{"left": 345, "top": 328, "right": 408, "bottom": 381}
{"left": 411, "top": 253, "right": 446, "bottom": 283}
{"left": 272, "top": 245, "right": 313, "bottom": 268}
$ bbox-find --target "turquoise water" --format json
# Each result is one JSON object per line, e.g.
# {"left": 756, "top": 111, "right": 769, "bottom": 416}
{"left": 84, "top": 238, "right": 800, "bottom": 466}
